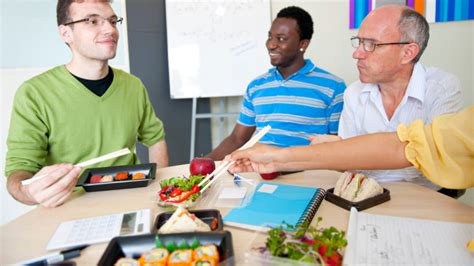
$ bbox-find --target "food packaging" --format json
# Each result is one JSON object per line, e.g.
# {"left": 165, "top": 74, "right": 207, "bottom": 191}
{"left": 153, "top": 209, "right": 224, "bottom": 233}
{"left": 98, "top": 232, "right": 235, "bottom": 266}
{"left": 76, "top": 163, "right": 156, "bottom": 192}
{"left": 325, "top": 187, "right": 391, "bottom": 211}
{"left": 198, "top": 174, "right": 258, "bottom": 209}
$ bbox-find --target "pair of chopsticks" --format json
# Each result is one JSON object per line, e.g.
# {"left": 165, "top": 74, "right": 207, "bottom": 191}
{"left": 21, "top": 148, "right": 131, "bottom": 186}
{"left": 198, "top": 125, "right": 271, "bottom": 193}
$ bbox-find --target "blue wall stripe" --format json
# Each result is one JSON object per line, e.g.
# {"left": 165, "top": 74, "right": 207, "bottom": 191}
{"left": 354, "top": 0, "right": 368, "bottom": 29}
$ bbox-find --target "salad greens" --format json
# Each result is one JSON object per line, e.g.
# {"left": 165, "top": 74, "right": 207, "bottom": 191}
{"left": 160, "top": 175, "right": 205, "bottom": 191}
{"left": 264, "top": 217, "right": 347, "bottom": 265}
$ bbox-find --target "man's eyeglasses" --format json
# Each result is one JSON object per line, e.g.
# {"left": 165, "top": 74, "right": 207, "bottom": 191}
{"left": 63, "top": 15, "right": 123, "bottom": 27}
{"left": 351, "top": 36, "right": 410, "bottom": 52}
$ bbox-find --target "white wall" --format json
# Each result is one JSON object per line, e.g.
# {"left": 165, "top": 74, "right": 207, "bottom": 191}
{"left": 210, "top": 0, "right": 473, "bottom": 204}
{"left": 0, "top": 0, "right": 130, "bottom": 225}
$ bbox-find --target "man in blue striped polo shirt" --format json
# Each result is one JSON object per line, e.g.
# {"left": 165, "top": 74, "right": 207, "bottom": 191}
{"left": 207, "top": 6, "right": 346, "bottom": 163}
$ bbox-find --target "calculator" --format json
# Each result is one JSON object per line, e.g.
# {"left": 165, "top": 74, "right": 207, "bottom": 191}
{"left": 46, "top": 209, "right": 150, "bottom": 251}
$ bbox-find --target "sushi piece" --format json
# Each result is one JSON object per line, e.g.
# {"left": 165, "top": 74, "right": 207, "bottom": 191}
{"left": 168, "top": 249, "right": 193, "bottom": 266}
{"left": 100, "top": 175, "right": 114, "bottom": 182}
{"left": 114, "top": 257, "right": 138, "bottom": 266}
{"left": 191, "top": 259, "right": 216, "bottom": 266}
{"left": 132, "top": 172, "right": 146, "bottom": 180}
{"left": 137, "top": 247, "right": 169, "bottom": 265}
{"left": 90, "top": 175, "right": 102, "bottom": 183}
{"left": 115, "top": 172, "right": 129, "bottom": 181}
{"left": 193, "top": 245, "right": 219, "bottom": 264}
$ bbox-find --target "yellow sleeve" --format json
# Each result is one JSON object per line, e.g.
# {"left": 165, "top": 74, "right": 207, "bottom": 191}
{"left": 397, "top": 106, "right": 474, "bottom": 189}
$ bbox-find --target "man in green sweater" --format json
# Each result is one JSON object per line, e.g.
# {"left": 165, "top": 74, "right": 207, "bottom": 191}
{"left": 5, "top": 0, "right": 169, "bottom": 207}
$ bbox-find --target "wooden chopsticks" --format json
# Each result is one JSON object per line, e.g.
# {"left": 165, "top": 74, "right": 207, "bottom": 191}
{"left": 199, "top": 125, "right": 271, "bottom": 193}
{"left": 21, "top": 148, "right": 131, "bottom": 186}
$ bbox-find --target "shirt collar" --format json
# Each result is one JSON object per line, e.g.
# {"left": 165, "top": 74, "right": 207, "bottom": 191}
{"left": 269, "top": 59, "right": 315, "bottom": 78}
{"left": 360, "top": 62, "right": 426, "bottom": 104}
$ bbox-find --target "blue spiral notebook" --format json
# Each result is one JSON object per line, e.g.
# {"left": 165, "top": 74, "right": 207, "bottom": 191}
{"left": 224, "top": 182, "right": 326, "bottom": 231}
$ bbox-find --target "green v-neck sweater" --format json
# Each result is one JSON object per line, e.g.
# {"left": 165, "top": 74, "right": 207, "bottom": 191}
{"left": 5, "top": 65, "right": 165, "bottom": 176}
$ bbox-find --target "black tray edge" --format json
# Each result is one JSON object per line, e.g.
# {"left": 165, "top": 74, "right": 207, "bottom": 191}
{"left": 325, "top": 187, "right": 391, "bottom": 211}
{"left": 76, "top": 163, "right": 156, "bottom": 192}
{"left": 152, "top": 209, "right": 224, "bottom": 233}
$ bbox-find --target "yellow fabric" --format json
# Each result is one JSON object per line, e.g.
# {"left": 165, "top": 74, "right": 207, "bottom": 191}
{"left": 397, "top": 106, "right": 474, "bottom": 189}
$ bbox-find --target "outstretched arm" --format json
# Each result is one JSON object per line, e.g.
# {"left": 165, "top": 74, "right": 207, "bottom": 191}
{"left": 229, "top": 132, "right": 410, "bottom": 173}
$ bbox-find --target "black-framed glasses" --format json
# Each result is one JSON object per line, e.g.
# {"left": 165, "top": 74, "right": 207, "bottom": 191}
{"left": 63, "top": 15, "right": 123, "bottom": 27}
{"left": 351, "top": 36, "right": 410, "bottom": 52}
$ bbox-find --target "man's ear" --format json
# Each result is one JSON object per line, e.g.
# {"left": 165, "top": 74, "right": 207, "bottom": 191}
{"left": 58, "top": 25, "right": 72, "bottom": 45}
{"left": 401, "top": 42, "right": 420, "bottom": 64}
{"left": 299, "top": 39, "right": 310, "bottom": 52}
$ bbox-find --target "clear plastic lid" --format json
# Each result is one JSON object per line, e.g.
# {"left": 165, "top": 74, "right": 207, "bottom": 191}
{"left": 197, "top": 173, "right": 258, "bottom": 209}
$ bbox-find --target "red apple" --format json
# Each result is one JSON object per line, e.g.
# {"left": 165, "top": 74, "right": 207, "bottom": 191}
{"left": 260, "top": 172, "right": 281, "bottom": 180}
{"left": 189, "top": 157, "right": 216, "bottom": 176}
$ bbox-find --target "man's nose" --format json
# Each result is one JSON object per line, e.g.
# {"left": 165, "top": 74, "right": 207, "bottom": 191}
{"left": 266, "top": 39, "right": 277, "bottom": 50}
{"left": 352, "top": 44, "right": 366, "bottom": 59}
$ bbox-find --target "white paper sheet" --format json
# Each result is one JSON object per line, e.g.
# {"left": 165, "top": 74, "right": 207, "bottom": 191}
{"left": 344, "top": 207, "right": 474, "bottom": 265}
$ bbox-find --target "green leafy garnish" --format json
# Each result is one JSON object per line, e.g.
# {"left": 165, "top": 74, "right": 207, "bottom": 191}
{"left": 165, "top": 240, "right": 177, "bottom": 253}
{"left": 263, "top": 217, "right": 347, "bottom": 265}
{"left": 190, "top": 238, "right": 201, "bottom": 249}
{"left": 177, "top": 240, "right": 189, "bottom": 250}
{"left": 155, "top": 235, "right": 164, "bottom": 248}
{"left": 160, "top": 175, "right": 206, "bottom": 190}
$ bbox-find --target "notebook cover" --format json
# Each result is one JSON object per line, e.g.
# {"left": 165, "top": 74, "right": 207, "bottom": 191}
{"left": 224, "top": 182, "right": 326, "bottom": 231}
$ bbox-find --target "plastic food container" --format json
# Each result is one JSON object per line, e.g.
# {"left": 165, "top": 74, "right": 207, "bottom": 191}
{"left": 198, "top": 174, "right": 258, "bottom": 209}
{"left": 325, "top": 187, "right": 391, "bottom": 211}
{"left": 153, "top": 209, "right": 224, "bottom": 233}
{"left": 243, "top": 230, "right": 320, "bottom": 266}
{"left": 98, "top": 231, "right": 235, "bottom": 266}
{"left": 76, "top": 163, "right": 156, "bottom": 192}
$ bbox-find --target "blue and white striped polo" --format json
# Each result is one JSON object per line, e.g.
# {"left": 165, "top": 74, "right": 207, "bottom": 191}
{"left": 238, "top": 59, "right": 346, "bottom": 147}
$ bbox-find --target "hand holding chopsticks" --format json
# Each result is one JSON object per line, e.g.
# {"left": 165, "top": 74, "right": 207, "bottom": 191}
{"left": 199, "top": 126, "right": 271, "bottom": 193}
{"left": 21, "top": 148, "right": 131, "bottom": 186}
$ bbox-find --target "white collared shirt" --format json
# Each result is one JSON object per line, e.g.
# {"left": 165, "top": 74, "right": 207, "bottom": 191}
{"left": 339, "top": 63, "right": 463, "bottom": 190}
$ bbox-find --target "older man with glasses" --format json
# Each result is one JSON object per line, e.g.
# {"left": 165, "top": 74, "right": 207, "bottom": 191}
{"left": 5, "top": 0, "right": 169, "bottom": 208}
{"left": 313, "top": 5, "right": 463, "bottom": 197}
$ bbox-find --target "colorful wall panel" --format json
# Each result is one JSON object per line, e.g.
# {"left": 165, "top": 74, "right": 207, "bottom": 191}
{"left": 350, "top": 0, "right": 474, "bottom": 29}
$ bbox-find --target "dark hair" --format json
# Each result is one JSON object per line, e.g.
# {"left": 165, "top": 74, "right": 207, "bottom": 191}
{"left": 56, "top": 0, "right": 112, "bottom": 26}
{"left": 398, "top": 7, "right": 429, "bottom": 63}
{"left": 276, "top": 6, "right": 314, "bottom": 41}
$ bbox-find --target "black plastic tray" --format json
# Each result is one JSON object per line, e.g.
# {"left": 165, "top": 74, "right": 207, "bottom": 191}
{"left": 153, "top": 209, "right": 224, "bottom": 233}
{"left": 98, "top": 231, "right": 235, "bottom": 266}
{"left": 76, "top": 163, "right": 156, "bottom": 192}
{"left": 325, "top": 187, "right": 390, "bottom": 211}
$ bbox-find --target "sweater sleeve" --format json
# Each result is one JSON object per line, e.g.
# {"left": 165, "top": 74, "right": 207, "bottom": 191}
{"left": 5, "top": 83, "right": 48, "bottom": 176}
{"left": 137, "top": 83, "right": 165, "bottom": 147}
{"left": 397, "top": 106, "right": 474, "bottom": 189}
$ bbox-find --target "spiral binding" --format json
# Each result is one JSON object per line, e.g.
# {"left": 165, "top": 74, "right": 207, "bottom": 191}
{"left": 297, "top": 188, "right": 327, "bottom": 226}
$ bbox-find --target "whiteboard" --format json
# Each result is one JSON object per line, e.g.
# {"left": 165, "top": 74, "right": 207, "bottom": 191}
{"left": 165, "top": 0, "right": 272, "bottom": 99}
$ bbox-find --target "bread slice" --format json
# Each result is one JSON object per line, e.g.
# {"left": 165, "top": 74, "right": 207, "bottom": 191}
{"left": 353, "top": 178, "right": 383, "bottom": 202}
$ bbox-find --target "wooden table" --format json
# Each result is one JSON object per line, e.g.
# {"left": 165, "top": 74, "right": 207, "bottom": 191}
{"left": 1, "top": 164, "right": 473, "bottom": 264}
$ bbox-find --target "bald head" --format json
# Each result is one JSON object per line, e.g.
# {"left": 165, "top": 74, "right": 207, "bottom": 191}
{"left": 362, "top": 5, "right": 429, "bottom": 63}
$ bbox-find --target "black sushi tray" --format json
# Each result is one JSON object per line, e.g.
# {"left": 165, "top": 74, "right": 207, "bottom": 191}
{"left": 76, "top": 163, "right": 156, "bottom": 192}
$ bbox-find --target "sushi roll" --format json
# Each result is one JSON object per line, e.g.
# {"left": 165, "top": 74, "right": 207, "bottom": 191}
{"left": 137, "top": 247, "right": 169, "bottom": 266}
{"left": 132, "top": 172, "right": 146, "bottom": 180}
{"left": 191, "top": 259, "right": 216, "bottom": 266}
{"left": 115, "top": 257, "right": 138, "bottom": 266}
{"left": 90, "top": 175, "right": 102, "bottom": 183}
{"left": 193, "top": 245, "right": 219, "bottom": 264}
{"left": 100, "top": 175, "right": 114, "bottom": 182}
{"left": 168, "top": 249, "right": 193, "bottom": 266}
{"left": 115, "top": 172, "right": 129, "bottom": 181}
